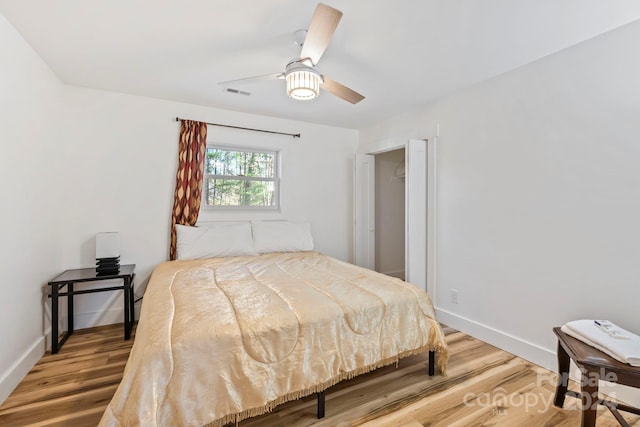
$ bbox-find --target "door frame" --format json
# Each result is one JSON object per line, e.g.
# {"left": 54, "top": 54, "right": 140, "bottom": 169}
{"left": 353, "top": 153, "right": 376, "bottom": 269}
{"left": 405, "top": 139, "right": 427, "bottom": 292}
{"left": 354, "top": 138, "right": 437, "bottom": 300}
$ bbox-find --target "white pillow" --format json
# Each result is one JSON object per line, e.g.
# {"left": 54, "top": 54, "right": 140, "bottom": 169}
{"left": 175, "top": 223, "right": 258, "bottom": 260}
{"left": 252, "top": 221, "right": 314, "bottom": 253}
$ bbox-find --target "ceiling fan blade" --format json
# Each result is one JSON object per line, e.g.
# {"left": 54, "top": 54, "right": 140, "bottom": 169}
{"left": 300, "top": 3, "right": 343, "bottom": 65}
{"left": 321, "top": 76, "right": 365, "bottom": 104}
{"left": 218, "top": 72, "right": 284, "bottom": 86}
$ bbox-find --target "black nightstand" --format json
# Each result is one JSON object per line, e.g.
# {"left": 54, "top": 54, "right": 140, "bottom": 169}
{"left": 47, "top": 264, "right": 135, "bottom": 354}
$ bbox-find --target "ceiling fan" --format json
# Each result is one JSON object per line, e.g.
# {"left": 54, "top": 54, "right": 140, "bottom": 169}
{"left": 219, "top": 3, "right": 365, "bottom": 104}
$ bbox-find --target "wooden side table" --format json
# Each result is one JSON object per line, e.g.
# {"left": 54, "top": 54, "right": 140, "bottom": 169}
{"left": 47, "top": 264, "right": 136, "bottom": 354}
{"left": 553, "top": 327, "right": 640, "bottom": 427}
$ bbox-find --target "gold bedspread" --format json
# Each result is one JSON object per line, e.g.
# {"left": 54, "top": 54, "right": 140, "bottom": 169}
{"left": 99, "top": 252, "right": 448, "bottom": 427}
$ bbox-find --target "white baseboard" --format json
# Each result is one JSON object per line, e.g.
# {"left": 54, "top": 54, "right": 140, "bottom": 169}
{"left": 436, "top": 307, "right": 640, "bottom": 407}
{"left": 436, "top": 307, "right": 557, "bottom": 370}
{"left": 0, "top": 335, "right": 45, "bottom": 405}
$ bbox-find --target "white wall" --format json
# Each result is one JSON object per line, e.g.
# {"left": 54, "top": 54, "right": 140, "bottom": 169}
{"left": 374, "top": 149, "right": 405, "bottom": 277}
{"left": 0, "top": 12, "right": 358, "bottom": 403}
{"left": 0, "top": 14, "right": 65, "bottom": 403}
{"left": 58, "top": 87, "right": 358, "bottom": 282}
{"left": 360, "top": 20, "right": 640, "bottom": 404}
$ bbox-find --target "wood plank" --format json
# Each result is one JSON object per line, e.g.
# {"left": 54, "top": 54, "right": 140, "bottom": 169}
{"left": 1, "top": 323, "right": 638, "bottom": 426}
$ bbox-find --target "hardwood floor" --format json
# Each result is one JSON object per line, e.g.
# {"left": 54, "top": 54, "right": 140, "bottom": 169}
{"left": 0, "top": 324, "right": 638, "bottom": 426}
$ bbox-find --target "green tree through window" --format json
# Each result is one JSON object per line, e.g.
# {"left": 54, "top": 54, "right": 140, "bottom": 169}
{"left": 204, "top": 147, "right": 279, "bottom": 208}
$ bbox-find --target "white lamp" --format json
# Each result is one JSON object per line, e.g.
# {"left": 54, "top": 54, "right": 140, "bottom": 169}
{"left": 285, "top": 61, "right": 322, "bottom": 101}
{"left": 96, "top": 232, "right": 120, "bottom": 259}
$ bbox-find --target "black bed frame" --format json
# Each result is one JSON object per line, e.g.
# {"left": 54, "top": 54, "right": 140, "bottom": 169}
{"left": 314, "top": 350, "right": 436, "bottom": 418}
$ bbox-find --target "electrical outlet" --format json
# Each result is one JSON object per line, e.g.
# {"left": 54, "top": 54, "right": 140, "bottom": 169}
{"left": 450, "top": 289, "right": 459, "bottom": 304}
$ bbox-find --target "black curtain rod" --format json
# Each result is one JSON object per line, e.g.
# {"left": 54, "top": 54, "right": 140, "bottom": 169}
{"left": 175, "top": 117, "right": 300, "bottom": 139}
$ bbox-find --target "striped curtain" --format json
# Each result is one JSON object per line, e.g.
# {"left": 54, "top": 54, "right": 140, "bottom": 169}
{"left": 169, "top": 120, "right": 207, "bottom": 260}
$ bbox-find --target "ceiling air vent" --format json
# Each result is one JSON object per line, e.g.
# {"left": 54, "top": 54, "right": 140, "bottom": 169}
{"left": 225, "top": 88, "right": 251, "bottom": 96}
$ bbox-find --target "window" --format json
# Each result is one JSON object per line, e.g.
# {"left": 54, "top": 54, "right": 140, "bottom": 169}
{"left": 203, "top": 146, "right": 279, "bottom": 209}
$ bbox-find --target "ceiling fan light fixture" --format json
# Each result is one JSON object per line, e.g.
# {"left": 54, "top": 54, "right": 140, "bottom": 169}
{"left": 219, "top": 4, "right": 364, "bottom": 104}
{"left": 286, "top": 67, "right": 322, "bottom": 101}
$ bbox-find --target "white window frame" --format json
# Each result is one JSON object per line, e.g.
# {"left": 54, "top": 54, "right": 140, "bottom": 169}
{"left": 201, "top": 144, "right": 280, "bottom": 211}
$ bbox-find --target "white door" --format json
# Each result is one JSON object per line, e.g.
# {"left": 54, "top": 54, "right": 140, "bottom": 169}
{"left": 353, "top": 154, "right": 375, "bottom": 268}
{"left": 405, "top": 139, "right": 428, "bottom": 291}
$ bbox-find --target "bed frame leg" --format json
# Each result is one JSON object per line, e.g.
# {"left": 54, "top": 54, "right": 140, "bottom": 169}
{"left": 317, "top": 391, "right": 325, "bottom": 419}
{"left": 428, "top": 350, "right": 435, "bottom": 376}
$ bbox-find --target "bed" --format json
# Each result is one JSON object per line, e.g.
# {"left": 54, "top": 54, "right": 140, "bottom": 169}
{"left": 99, "top": 222, "right": 448, "bottom": 427}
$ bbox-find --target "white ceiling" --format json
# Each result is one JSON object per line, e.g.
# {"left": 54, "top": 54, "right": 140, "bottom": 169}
{"left": 2, "top": 0, "right": 640, "bottom": 129}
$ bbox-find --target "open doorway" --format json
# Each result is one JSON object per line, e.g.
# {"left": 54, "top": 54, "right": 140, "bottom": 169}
{"left": 354, "top": 139, "right": 430, "bottom": 293}
{"left": 374, "top": 148, "right": 405, "bottom": 279}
